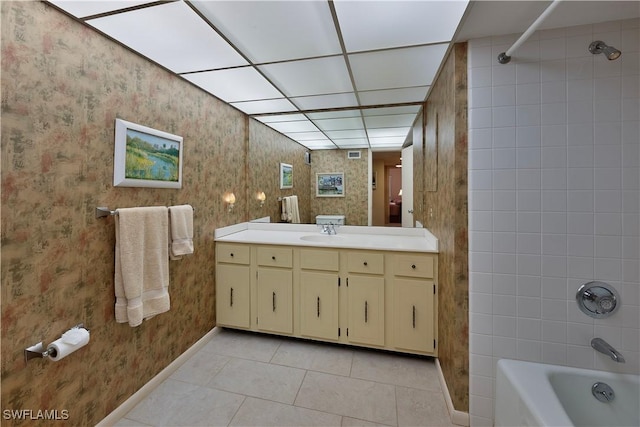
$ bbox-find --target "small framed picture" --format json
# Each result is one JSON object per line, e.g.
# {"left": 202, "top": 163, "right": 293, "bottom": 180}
{"left": 316, "top": 172, "right": 345, "bottom": 197}
{"left": 113, "top": 119, "right": 183, "bottom": 188}
{"left": 280, "top": 163, "right": 293, "bottom": 189}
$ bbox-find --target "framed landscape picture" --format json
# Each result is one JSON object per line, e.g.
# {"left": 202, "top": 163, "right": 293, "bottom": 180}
{"left": 316, "top": 172, "right": 344, "bottom": 197}
{"left": 113, "top": 119, "right": 183, "bottom": 188}
{"left": 280, "top": 163, "right": 293, "bottom": 189}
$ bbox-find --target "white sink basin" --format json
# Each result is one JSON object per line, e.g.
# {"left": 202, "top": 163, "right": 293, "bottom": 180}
{"left": 299, "top": 234, "right": 345, "bottom": 243}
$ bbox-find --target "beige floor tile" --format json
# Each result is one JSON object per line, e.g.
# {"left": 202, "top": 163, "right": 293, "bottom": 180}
{"left": 341, "top": 416, "right": 393, "bottom": 427}
{"left": 271, "top": 339, "right": 354, "bottom": 376}
{"left": 230, "top": 397, "right": 342, "bottom": 426}
{"left": 169, "top": 351, "right": 230, "bottom": 385}
{"left": 295, "top": 371, "right": 397, "bottom": 426}
{"left": 396, "top": 386, "right": 453, "bottom": 427}
{"left": 351, "top": 351, "right": 440, "bottom": 391}
{"left": 200, "top": 329, "right": 282, "bottom": 362}
{"left": 207, "top": 358, "right": 306, "bottom": 404}
{"left": 125, "top": 379, "right": 244, "bottom": 426}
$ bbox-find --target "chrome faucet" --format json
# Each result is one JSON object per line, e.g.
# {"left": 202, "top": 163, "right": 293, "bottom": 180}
{"left": 591, "top": 338, "right": 625, "bottom": 363}
{"left": 321, "top": 224, "right": 336, "bottom": 235}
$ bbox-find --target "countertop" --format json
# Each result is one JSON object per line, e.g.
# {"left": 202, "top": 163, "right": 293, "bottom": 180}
{"left": 214, "top": 222, "right": 438, "bottom": 253}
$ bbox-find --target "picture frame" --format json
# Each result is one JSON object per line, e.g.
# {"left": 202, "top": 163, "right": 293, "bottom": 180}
{"left": 280, "top": 162, "right": 293, "bottom": 189}
{"left": 316, "top": 172, "right": 345, "bottom": 197}
{"left": 114, "top": 118, "right": 183, "bottom": 188}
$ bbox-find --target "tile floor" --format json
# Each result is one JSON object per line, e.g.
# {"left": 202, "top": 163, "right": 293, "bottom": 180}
{"left": 114, "top": 328, "right": 454, "bottom": 427}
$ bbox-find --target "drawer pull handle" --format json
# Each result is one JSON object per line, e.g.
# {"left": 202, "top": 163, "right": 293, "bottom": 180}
{"left": 363, "top": 261, "right": 368, "bottom": 266}
{"left": 412, "top": 305, "right": 416, "bottom": 328}
{"left": 411, "top": 264, "right": 416, "bottom": 269}
{"left": 230, "top": 287, "right": 234, "bottom": 307}
{"left": 272, "top": 292, "right": 276, "bottom": 312}
{"left": 317, "top": 296, "right": 320, "bottom": 318}
{"left": 365, "top": 301, "right": 368, "bottom": 323}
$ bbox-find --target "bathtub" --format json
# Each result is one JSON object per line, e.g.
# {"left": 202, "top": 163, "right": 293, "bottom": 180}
{"left": 495, "top": 359, "right": 639, "bottom": 427}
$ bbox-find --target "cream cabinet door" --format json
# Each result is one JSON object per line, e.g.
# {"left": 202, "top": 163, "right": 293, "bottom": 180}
{"left": 256, "top": 267, "right": 293, "bottom": 334}
{"left": 347, "top": 276, "right": 385, "bottom": 346}
{"left": 393, "top": 278, "right": 435, "bottom": 353}
{"left": 300, "top": 271, "right": 339, "bottom": 341}
{"left": 216, "top": 264, "right": 250, "bottom": 328}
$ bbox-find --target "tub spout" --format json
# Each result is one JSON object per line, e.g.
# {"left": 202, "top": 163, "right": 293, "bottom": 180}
{"left": 591, "top": 338, "right": 625, "bottom": 363}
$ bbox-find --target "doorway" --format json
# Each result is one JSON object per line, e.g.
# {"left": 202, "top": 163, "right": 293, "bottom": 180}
{"left": 371, "top": 151, "right": 402, "bottom": 226}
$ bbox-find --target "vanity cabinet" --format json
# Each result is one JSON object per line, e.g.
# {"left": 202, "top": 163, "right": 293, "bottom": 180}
{"left": 215, "top": 243, "right": 251, "bottom": 329}
{"left": 391, "top": 254, "right": 436, "bottom": 353}
{"left": 214, "top": 241, "right": 438, "bottom": 356}
{"left": 299, "top": 249, "right": 340, "bottom": 341}
{"left": 346, "top": 251, "right": 385, "bottom": 346}
{"left": 256, "top": 246, "right": 293, "bottom": 334}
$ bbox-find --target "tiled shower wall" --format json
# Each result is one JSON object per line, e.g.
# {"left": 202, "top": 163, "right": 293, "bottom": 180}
{"left": 468, "top": 18, "right": 640, "bottom": 426}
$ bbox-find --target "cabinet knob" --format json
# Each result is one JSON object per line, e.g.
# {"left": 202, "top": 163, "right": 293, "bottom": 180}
{"left": 411, "top": 264, "right": 416, "bottom": 269}
{"left": 363, "top": 261, "right": 368, "bottom": 266}
{"left": 272, "top": 256, "right": 276, "bottom": 260}
{"left": 230, "top": 253, "right": 234, "bottom": 257}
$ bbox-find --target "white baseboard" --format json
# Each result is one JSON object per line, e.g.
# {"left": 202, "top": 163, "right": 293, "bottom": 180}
{"left": 436, "top": 359, "right": 470, "bottom": 426}
{"left": 96, "top": 327, "right": 222, "bottom": 426}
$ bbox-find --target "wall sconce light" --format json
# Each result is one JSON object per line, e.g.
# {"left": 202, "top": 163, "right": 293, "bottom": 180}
{"left": 223, "top": 192, "right": 236, "bottom": 212}
{"left": 257, "top": 191, "right": 266, "bottom": 208}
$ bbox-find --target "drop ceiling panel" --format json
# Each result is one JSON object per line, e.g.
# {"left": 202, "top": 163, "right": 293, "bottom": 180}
{"left": 349, "top": 44, "right": 449, "bottom": 91}
{"left": 307, "top": 110, "right": 362, "bottom": 120}
{"left": 283, "top": 131, "right": 328, "bottom": 141}
{"left": 298, "top": 140, "right": 338, "bottom": 150}
{"left": 313, "top": 117, "right": 365, "bottom": 131}
{"left": 324, "top": 129, "right": 368, "bottom": 139}
{"left": 364, "top": 114, "right": 417, "bottom": 129}
{"left": 369, "top": 136, "right": 407, "bottom": 147}
{"left": 358, "top": 86, "right": 429, "bottom": 106}
{"left": 191, "top": 1, "right": 341, "bottom": 63}
{"left": 333, "top": 139, "right": 370, "bottom": 149}
{"left": 254, "top": 114, "right": 308, "bottom": 124}
{"left": 49, "top": 0, "right": 159, "bottom": 18}
{"left": 362, "top": 106, "right": 421, "bottom": 116}
{"left": 87, "top": 2, "right": 247, "bottom": 73}
{"left": 266, "top": 120, "right": 319, "bottom": 134}
{"left": 230, "top": 99, "right": 297, "bottom": 115}
{"left": 334, "top": 0, "right": 469, "bottom": 52}
{"left": 258, "top": 56, "right": 353, "bottom": 97}
{"left": 367, "top": 127, "right": 412, "bottom": 138}
{"left": 183, "top": 68, "right": 282, "bottom": 103}
{"left": 291, "top": 92, "right": 358, "bottom": 111}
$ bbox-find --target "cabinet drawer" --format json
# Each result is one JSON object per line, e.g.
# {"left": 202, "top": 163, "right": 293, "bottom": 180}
{"left": 347, "top": 251, "right": 384, "bottom": 275}
{"left": 257, "top": 246, "right": 293, "bottom": 268}
{"left": 393, "top": 254, "right": 434, "bottom": 278}
{"left": 217, "top": 243, "right": 250, "bottom": 265}
{"left": 300, "top": 249, "right": 339, "bottom": 271}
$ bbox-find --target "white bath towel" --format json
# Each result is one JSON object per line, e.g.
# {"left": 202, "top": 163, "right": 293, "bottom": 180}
{"left": 114, "top": 206, "right": 170, "bottom": 327}
{"left": 168, "top": 204, "right": 194, "bottom": 260}
{"left": 289, "top": 195, "right": 300, "bottom": 224}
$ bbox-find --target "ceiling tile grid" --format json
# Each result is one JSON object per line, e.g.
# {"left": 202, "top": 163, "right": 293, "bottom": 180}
{"left": 47, "top": 0, "right": 471, "bottom": 151}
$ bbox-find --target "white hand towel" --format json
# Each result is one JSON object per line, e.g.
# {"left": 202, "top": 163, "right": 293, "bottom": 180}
{"left": 168, "top": 204, "right": 194, "bottom": 260}
{"left": 114, "top": 206, "right": 170, "bottom": 327}
{"left": 289, "top": 195, "right": 300, "bottom": 224}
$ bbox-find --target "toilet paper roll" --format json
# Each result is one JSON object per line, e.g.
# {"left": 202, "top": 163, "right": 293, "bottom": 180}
{"left": 48, "top": 328, "right": 90, "bottom": 362}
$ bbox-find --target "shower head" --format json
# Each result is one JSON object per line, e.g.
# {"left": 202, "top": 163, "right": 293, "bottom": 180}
{"left": 589, "top": 40, "right": 621, "bottom": 60}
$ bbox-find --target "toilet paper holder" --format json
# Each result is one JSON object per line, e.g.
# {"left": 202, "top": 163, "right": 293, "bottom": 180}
{"left": 24, "top": 324, "right": 88, "bottom": 364}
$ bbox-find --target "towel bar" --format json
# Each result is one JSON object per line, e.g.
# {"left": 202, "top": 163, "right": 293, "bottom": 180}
{"left": 96, "top": 206, "right": 194, "bottom": 218}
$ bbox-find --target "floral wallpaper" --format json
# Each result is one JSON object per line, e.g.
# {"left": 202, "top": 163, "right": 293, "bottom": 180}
{"left": 418, "top": 43, "right": 469, "bottom": 411}
{"left": 1, "top": 2, "right": 252, "bottom": 424}
{"left": 248, "top": 119, "right": 311, "bottom": 224}
{"left": 310, "top": 149, "right": 369, "bottom": 226}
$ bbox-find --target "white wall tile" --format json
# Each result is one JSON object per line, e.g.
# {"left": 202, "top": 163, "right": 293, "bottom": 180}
{"left": 468, "top": 20, "right": 639, "bottom": 426}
